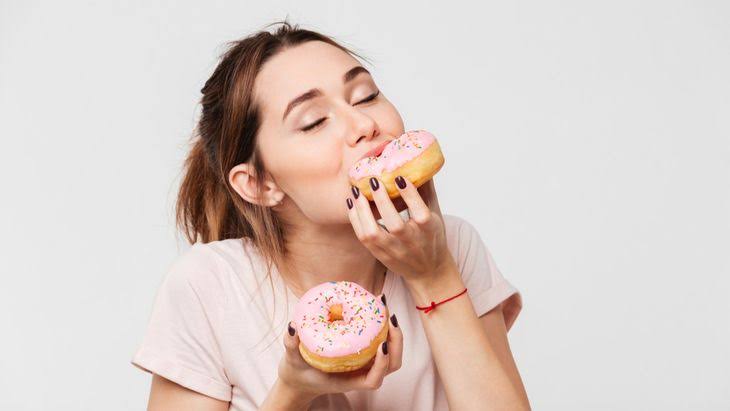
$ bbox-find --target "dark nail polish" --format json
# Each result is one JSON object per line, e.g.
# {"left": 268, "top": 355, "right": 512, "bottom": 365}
{"left": 381, "top": 294, "right": 387, "bottom": 305}
{"left": 382, "top": 341, "right": 389, "bottom": 355}
{"left": 390, "top": 313, "right": 399, "bottom": 328}
{"left": 395, "top": 176, "right": 406, "bottom": 189}
{"left": 369, "top": 177, "right": 380, "bottom": 191}
{"left": 346, "top": 198, "right": 353, "bottom": 209}
{"left": 351, "top": 185, "right": 360, "bottom": 199}
{"left": 288, "top": 322, "right": 295, "bottom": 336}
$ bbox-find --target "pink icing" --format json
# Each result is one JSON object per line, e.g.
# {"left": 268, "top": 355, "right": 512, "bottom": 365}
{"left": 348, "top": 129, "right": 436, "bottom": 180}
{"left": 293, "top": 281, "right": 387, "bottom": 358}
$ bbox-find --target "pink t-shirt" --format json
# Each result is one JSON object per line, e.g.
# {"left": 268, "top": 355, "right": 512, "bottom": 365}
{"left": 131, "top": 214, "right": 523, "bottom": 410}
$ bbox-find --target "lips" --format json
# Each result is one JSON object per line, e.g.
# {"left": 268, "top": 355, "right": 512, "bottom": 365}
{"left": 359, "top": 139, "right": 393, "bottom": 161}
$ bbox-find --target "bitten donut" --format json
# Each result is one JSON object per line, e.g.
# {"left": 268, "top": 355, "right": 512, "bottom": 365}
{"left": 349, "top": 129, "right": 445, "bottom": 201}
{"left": 293, "top": 281, "right": 389, "bottom": 373}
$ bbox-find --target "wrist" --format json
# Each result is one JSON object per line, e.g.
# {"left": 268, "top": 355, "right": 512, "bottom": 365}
{"left": 405, "top": 259, "right": 465, "bottom": 307}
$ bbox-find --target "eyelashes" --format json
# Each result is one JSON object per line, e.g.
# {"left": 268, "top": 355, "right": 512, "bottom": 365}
{"left": 300, "top": 90, "right": 380, "bottom": 133}
{"left": 301, "top": 117, "right": 326, "bottom": 132}
{"left": 356, "top": 89, "right": 380, "bottom": 105}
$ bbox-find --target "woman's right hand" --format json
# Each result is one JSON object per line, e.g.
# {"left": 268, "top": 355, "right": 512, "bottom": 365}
{"left": 278, "top": 312, "right": 403, "bottom": 401}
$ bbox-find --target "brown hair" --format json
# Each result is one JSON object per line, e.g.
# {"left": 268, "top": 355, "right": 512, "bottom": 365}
{"left": 175, "top": 21, "right": 367, "bottom": 349}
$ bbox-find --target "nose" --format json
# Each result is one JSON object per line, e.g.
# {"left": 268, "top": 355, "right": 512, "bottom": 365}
{"left": 346, "top": 107, "right": 380, "bottom": 146}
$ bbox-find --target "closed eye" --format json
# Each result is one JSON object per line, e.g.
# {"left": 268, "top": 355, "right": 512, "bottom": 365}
{"left": 300, "top": 90, "right": 381, "bottom": 133}
{"left": 301, "top": 117, "right": 326, "bottom": 132}
{"left": 355, "top": 90, "right": 380, "bottom": 105}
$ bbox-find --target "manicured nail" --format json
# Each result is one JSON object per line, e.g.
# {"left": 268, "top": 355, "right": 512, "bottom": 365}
{"left": 381, "top": 294, "right": 387, "bottom": 305}
{"left": 288, "top": 322, "right": 295, "bottom": 336}
{"left": 395, "top": 176, "right": 406, "bottom": 189}
{"left": 382, "top": 341, "right": 389, "bottom": 355}
{"left": 369, "top": 177, "right": 380, "bottom": 191}
{"left": 390, "top": 313, "right": 399, "bottom": 328}
{"left": 346, "top": 198, "right": 353, "bottom": 209}
{"left": 351, "top": 185, "right": 360, "bottom": 199}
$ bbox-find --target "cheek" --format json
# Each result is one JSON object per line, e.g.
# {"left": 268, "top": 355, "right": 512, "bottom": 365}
{"left": 374, "top": 100, "right": 405, "bottom": 134}
{"left": 308, "top": 142, "right": 342, "bottom": 171}
{"left": 280, "top": 147, "right": 352, "bottom": 222}
{"left": 277, "top": 141, "right": 343, "bottom": 185}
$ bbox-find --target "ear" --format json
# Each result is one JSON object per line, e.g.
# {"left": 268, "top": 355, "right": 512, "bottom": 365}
{"left": 228, "top": 163, "right": 284, "bottom": 207}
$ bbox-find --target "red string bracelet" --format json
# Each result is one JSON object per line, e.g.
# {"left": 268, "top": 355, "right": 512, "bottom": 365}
{"left": 415, "top": 288, "right": 468, "bottom": 314}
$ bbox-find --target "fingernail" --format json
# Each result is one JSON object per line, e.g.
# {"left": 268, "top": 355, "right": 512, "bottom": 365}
{"left": 346, "top": 198, "right": 353, "bottom": 209}
{"left": 390, "top": 313, "right": 399, "bottom": 328}
{"left": 381, "top": 294, "right": 387, "bottom": 305}
{"left": 369, "top": 177, "right": 380, "bottom": 191}
{"left": 351, "top": 185, "right": 360, "bottom": 199}
{"left": 395, "top": 176, "right": 406, "bottom": 189}
{"left": 382, "top": 341, "right": 389, "bottom": 355}
{"left": 288, "top": 322, "right": 295, "bottom": 336}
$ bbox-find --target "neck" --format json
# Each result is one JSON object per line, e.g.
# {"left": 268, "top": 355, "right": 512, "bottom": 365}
{"left": 277, "top": 221, "right": 387, "bottom": 299}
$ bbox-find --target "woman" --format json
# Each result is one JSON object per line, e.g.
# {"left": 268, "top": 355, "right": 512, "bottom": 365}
{"left": 131, "top": 21, "right": 529, "bottom": 410}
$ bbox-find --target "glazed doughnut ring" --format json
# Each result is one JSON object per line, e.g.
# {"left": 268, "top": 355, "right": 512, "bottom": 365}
{"left": 349, "top": 129, "right": 445, "bottom": 201}
{"left": 293, "top": 281, "right": 389, "bottom": 373}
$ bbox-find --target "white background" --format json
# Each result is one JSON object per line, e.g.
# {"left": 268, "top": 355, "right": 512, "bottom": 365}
{"left": 1, "top": 1, "right": 728, "bottom": 410}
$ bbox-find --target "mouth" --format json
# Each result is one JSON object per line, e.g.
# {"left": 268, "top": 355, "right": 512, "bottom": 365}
{"left": 359, "top": 139, "right": 394, "bottom": 161}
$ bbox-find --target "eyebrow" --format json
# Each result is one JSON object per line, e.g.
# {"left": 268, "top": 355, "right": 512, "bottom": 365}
{"left": 282, "top": 66, "right": 372, "bottom": 121}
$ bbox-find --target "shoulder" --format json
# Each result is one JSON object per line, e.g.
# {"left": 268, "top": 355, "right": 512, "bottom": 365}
{"left": 442, "top": 213, "right": 471, "bottom": 236}
{"left": 441, "top": 213, "right": 523, "bottom": 325}
{"left": 174, "top": 237, "right": 280, "bottom": 307}
{"left": 163, "top": 238, "right": 260, "bottom": 299}
{"left": 441, "top": 213, "right": 497, "bottom": 280}
{"left": 166, "top": 240, "right": 230, "bottom": 284}
{"left": 442, "top": 213, "right": 485, "bottom": 257}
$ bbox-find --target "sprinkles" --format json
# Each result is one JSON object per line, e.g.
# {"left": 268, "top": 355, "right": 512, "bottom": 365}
{"left": 293, "top": 280, "right": 388, "bottom": 357}
{"left": 348, "top": 130, "right": 436, "bottom": 180}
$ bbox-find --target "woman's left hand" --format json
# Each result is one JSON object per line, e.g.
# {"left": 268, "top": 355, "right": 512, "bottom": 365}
{"left": 346, "top": 176, "right": 456, "bottom": 288}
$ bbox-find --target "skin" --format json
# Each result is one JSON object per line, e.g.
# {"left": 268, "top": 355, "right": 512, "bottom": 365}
{"left": 230, "top": 40, "right": 410, "bottom": 299}
{"left": 145, "top": 41, "right": 530, "bottom": 410}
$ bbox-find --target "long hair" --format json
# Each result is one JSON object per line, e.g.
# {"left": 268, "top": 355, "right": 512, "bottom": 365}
{"left": 175, "top": 20, "right": 367, "bottom": 349}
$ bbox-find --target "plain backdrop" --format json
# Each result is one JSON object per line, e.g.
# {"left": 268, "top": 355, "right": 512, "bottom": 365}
{"left": 1, "top": 1, "right": 728, "bottom": 410}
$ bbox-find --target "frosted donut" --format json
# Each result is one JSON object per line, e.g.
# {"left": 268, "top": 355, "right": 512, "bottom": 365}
{"left": 349, "top": 129, "right": 445, "bottom": 201}
{"left": 293, "top": 281, "right": 389, "bottom": 373}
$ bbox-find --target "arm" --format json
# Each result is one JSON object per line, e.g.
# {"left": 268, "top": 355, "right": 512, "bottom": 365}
{"left": 147, "top": 374, "right": 229, "bottom": 411}
{"left": 260, "top": 378, "right": 317, "bottom": 411}
{"left": 345, "top": 177, "right": 529, "bottom": 409}
{"left": 479, "top": 302, "right": 529, "bottom": 402}
{"left": 407, "top": 262, "right": 531, "bottom": 411}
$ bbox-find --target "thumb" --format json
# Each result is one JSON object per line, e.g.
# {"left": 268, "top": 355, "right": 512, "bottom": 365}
{"left": 284, "top": 320, "right": 304, "bottom": 364}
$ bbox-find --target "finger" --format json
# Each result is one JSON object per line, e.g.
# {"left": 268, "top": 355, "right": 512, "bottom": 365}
{"left": 385, "top": 313, "right": 403, "bottom": 374}
{"left": 283, "top": 321, "right": 305, "bottom": 366}
{"left": 346, "top": 196, "right": 364, "bottom": 239}
{"left": 348, "top": 188, "right": 390, "bottom": 259}
{"left": 352, "top": 186, "right": 395, "bottom": 260}
{"left": 394, "top": 176, "right": 431, "bottom": 224}
{"left": 352, "top": 186, "right": 382, "bottom": 240}
{"left": 359, "top": 340, "right": 390, "bottom": 390}
{"left": 369, "top": 177, "right": 408, "bottom": 236}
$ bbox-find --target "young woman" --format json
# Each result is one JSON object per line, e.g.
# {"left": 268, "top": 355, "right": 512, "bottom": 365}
{"left": 131, "top": 22, "right": 529, "bottom": 411}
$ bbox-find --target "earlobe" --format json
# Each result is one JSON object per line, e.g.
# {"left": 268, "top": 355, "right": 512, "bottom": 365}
{"left": 228, "top": 163, "right": 284, "bottom": 207}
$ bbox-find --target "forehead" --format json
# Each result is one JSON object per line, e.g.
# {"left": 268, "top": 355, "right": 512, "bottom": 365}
{"left": 253, "top": 41, "right": 361, "bottom": 117}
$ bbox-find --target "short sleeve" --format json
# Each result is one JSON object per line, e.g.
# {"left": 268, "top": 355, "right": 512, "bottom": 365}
{"left": 131, "top": 244, "right": 232, "bottom": 401}
{"left": 445, "top": 215, "right": 523, "bottom": 331}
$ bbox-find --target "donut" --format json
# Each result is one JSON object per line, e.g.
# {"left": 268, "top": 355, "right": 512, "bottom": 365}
{"left": 293, "top": 281, "right": 389, "bottom": 373}
{"left": 349, "top": 129, "right": 445, "bottom": 201}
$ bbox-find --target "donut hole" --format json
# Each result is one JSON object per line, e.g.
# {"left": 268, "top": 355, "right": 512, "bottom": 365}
{"left": 328, "top": 303, "right": 344, "bottom": 322}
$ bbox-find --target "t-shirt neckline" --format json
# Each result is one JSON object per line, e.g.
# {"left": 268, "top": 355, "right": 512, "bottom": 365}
{"left": 286, "top": 267, "right": 394, "bottom": 302}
